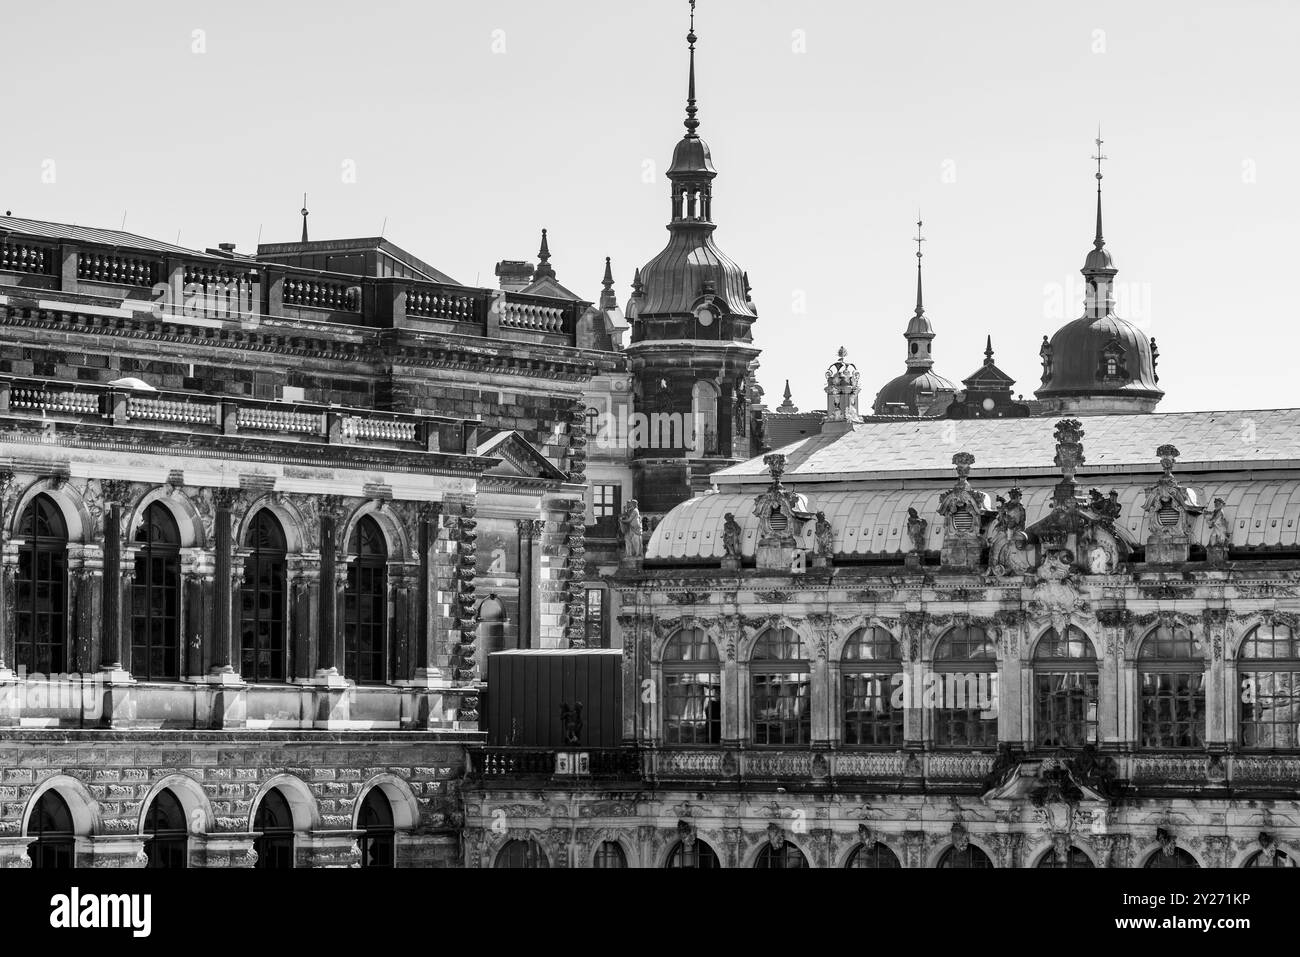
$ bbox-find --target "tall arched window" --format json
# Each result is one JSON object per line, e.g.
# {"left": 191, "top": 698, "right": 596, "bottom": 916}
{"left": 593, "top": 841, "right": 627, "bottom": 868}
{"left": 1037, "top": 845, "right": 1094, "bottom": 868}
{"left": 1238, "top": 622, "right": 1300, "bottom": 749}
{"left": 132, "top": 503, "right": 182, "bottom": 681}
{"left": 1138, "top": 623, "right": 1205, "bottom": 749}
{"left": 936, "top": 844, "right": 993, "bottom": 868}
{"left": 842, "top": 627, "right": 904, "bottom": 747}
{"left": 143, "top": 788, "right": 188, "bottom": 868}
{"left": 344, "top": 516, "right": 388, "bottom": 684}
{"left": 253, "top": 788, "right": 295, "bottom": 869}
{"left": 663, "top": 629, "right": 721, "bottom": 746}
{"left": 665, "top": 839, "right": 720, "bottom": 869}
{"left": 26, "top": 790, "right": 75, "bottom": 869}
{"left": 241, "top": 511, "right": 288, "bottom": 683}
{"left": 1244, "top": 848, "right": 1296, "bottom": 868}
{"left": 1033, "top": 627, "right": 1098, "bottom": 748}
{"left": 494, "top": 839, "right": 549, "bottom": 868}
{"left": 755, "top": 841, "right": 809, "bottom": 869}
{"left": 15, "top": 495, "right": 68, "bottom": 675}
{"left": 1144, "top": 847, "right": 1199, "bottom": 868}
{"left": 933, "top": 625, "right": 998, "bottom": 748}
{"left": 691, "top": 380, "right": 719, "bottom": 457}
{"left": 357, "top": 788, "right": 395, "bottom": 868}
{"left": 847, "top": 842, "right": 902, "bottom": 868}
{"left": 750, "top": 628, "right": 811, "bottom": 747}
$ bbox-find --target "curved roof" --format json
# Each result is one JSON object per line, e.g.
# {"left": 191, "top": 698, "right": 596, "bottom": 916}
{"left": 872, "top": 370, "right": 957, "bottom": 416}
{"left": 1037, "top": 313, "right": 1162, "bottom": 398}
{"left": 647, "top": 478, "right": 1300, "bottom": 560}
{"left": 668, "top": 135, "right": 717, "bottom": 177}
{"left": 636, "top": 228, "right": 755, "bottom": 318}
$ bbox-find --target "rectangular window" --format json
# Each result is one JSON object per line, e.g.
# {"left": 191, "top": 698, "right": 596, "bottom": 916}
{"left": 589, "top": 484, "right": 621, "bottom": 536}
{"left": 584, "top": 589, "right": 606, "bottom": 648}
{"left": 751, "top": 673, "right": 811, "bottom": 746}
{"left": 1140, "top": 671, "right": 1206, "bottom": 749}
{"left": 664, "top": 673, "right": 721, "bottom": 745}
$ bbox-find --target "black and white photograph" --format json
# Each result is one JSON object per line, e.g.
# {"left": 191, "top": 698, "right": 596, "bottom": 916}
{"left": 0, "top": 0, "right": 1294, "bottom": 939}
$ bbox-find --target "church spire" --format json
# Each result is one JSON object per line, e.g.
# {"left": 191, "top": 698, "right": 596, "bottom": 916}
{"left": 904, "top": 217, "right": 936, "bottom": 370}
{"left": 684, "top": 0, "right": 700, "bottom": 136}
{"left": 1082, "top": 130, "right": 1117, "bottom": 317}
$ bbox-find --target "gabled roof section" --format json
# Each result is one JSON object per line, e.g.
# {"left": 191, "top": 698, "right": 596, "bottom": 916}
{"left": 520, "top": 274, "right": 584, "bottom": 301}
{"left": 477, "top": 430, "right": 568, "bottom": 481}
{"left": 0, "top": 215, "right": 216, "bottom": 259}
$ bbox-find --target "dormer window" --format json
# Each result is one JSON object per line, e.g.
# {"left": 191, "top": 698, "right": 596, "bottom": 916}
{"left": 1098, "top": 338, "right": 1128, "bottom": 381}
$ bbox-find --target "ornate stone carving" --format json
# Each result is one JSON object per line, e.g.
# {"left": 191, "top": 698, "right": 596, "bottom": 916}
{"left": 986, "top": 487, "right": 1031, "bottom": 577}
{"left": 618, "top": 499, "right": 643, "bottom": 560}
{"left": 722, "top": 512, "right": 743, "bottom": 559}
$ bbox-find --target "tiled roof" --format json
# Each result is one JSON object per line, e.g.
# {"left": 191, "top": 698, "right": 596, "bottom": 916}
{"left": 718, "top": 409, "right": 1300, "bottom": 484}
{"left": 0, "top": 215, "right": 215, "bottom": 258}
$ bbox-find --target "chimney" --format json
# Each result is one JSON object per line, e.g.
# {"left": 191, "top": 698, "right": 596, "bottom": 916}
{"left": 495, "top": 260, "right": 534, "bottom": 293}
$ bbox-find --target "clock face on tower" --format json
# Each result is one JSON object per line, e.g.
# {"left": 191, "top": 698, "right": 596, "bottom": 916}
{"left": 695, "top": 305, "right": 715, "bottom": 327}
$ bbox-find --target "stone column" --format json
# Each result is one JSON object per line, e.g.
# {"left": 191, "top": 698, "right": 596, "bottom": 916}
{"left": 721, "top": 615, "right": 743, "bottom": 746}
{"left": 209, "top": 489, "right": 239, "bottom": 681}
{"left": 1096, "top": 608, "right": 1128, "bottom": 747}
{"left": 315, "top": 496, "right": 344, "bottom": 686}
{"left": 901, "top": 612, "right": 926, "bottom": 746}
{"left": 413, "top": 502, "right": 441, "bottom": 685}
{"left": 0, "top": 469, "right": 14, "bottom": 675}
{"left": 98, "top": 482, "right": 135, "bottom": 727}
{"left": 1203, "top": 608, "right": 1230, "bottom": 748}
{"left": 808, "top": 615, "right": 832, "bottom": 747}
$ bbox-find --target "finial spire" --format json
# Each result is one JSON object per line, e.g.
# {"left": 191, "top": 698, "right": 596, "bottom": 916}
{"left": 599, "top": 256, "right": 617, "bottom": 309}
{"left": 1091, "top": 126, "right": 1107, "bottom": 250}
{"left": 300, "top": 193, "right": 309, "bottom": 243}
{"left": 913, "top": 214, "right": 926, "bottom": 314}
{"left": 534, "top": 228, "right": 555, "bottom": 280}
{"left": 984, "top": 335, "right": 994, "bottom": 365}
{"left": 684, "top": 0, "right": 700, "bottom": 136}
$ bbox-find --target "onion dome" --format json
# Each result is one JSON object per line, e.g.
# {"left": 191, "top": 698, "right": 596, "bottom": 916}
{"left": 1036, "top": 135, "right": 1163, "bottom": 414}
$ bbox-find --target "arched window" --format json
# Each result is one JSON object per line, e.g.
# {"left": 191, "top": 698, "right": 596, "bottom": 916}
{"left": 936, "top": 844, "right": 993, "bottom": 868}
{"left": 665, "top": 839, "right": 720, "bottom": 869}
{"left": 755, "top": 841, "right": 809, "bottom": 869}
{"left": 241, "top": 511, "right": 288, "bottom": 683}
{"left": 344, "top": 517, "right": 388, "bottom": 684}
{"left": 1033, "top": 627, "right": 1098, "bottom": 748}
{"left": 132, "top": 503, "right": 182, "bottom": 681}
{"left": 1244, "top": 848, "right": 1296, "bottom": 868}
{"left": 27, "top": 789, "right": 75, "bottom": 869}
{"left": 691, "top": 381, "right": 719, "bottom": 457}
{"left": 143, "top": 788, "right": 188, "bottom": 868}
{"left": 1138, "top": 623, "right": 1205, "bottom": 749}
{"left": 1144, "top": 847, "right": 1199, "bottom": 869}
{"left": 847, "top": 842, "right": 901, "bottom": 868}
{"left": 933, "top": 625, "right": 998, "bottom": 748}
{"left": 253, "top": 788, "right": 295, "bottom": 869}
{"left": 357, "top": 788, "right": 395, "bottom": 868}
{"left": 1037, "top": 845, "right": 1094, "bottom": 868}
{"left": 1238, "top": 622, "right": 1300, "bottom": 749}
{"left": 494, "top": 839, "right": 549, "bottom": 868}
{"left": 663, "top": 629, "right": 721, "bottom": 746}
{"left": 842, "top": 627, "right": 904, "bottom": 747}
{"left": 593, "top": 841, "right": 627, "bottom": 868}
{"left": 750, "top": 628, "right": 811, "bottom": 746}
{"left": 15, "top": 495, "right": 68, "bottom": 674}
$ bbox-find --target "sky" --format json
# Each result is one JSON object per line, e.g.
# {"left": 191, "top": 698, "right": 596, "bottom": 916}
{"left": 2, "top": 0, "right": 1297, "bottom": 413}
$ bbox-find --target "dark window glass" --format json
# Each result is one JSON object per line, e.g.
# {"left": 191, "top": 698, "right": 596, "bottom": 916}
{"left": 132, "top": 503, "right": 182, "bottom": 681}
{"left": 27, "top": 789, "right": 75, "bottom": 869}
{"left": 1239, "top": 623, "right": 1300, "bottom": 749}
{"left": 754, "top": 841, "right": 808, "bottom": 869}
{"left": 933, "top": 626, "right": 998, "bottom": 748}
{"left": 15, "top": 496, "right": 67, "bottom": 675}
{"left": 494, "top": 839, "right": 549, "bottom": 868}
{"left": 241, "top": 511, "right": 288, "bottom": 683}
{"left": 751, "top": 629, "right": 810, "bottom": 747}
{"left": 847, "top": 842, "right": 901, "bottom": 868}
{"left": 253, "top": 788, "right": 295, "bottom": 869}
{"left": 1033, "top": 626, "right": 1098, "bottom": 748}
{"left": 1145, "top": 847, "right": 1199, "bottom": 869}
{"left": 584, "top": 589, "right": 606, "bottom": 648}
{"left": 344, "top": 517, "right": 387, "bottom": 685}
{"left": 143, "top": 788, "right": 188, "bottom": 868}
{"left": 358, "top": 788, "right": 395, "bottom": 868}
{"left": 1037, "top": 845, "right": 1094, "bottom": 868}
{"left": 665, "top": 839, "right": 720, "bottom": 869}
{"left": 842, "top": 627, "right": 904, "bottom": 747}
{"left": 936, "top": 845, "right": 993, "bottom": 868}
{"left": 592, "top": 841, "right": 627, "bottom": 868}
{"left": 1139, "top": 624, "right": 1205, "bottom": 749}
{"left": 663, "top": 629, "right": 721, "bottom": 746}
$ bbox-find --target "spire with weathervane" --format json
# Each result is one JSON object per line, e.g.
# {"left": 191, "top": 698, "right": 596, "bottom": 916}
{"left": 904, "top": 216, "right": 937, "bottom": 370}
{"left": 1082, "top": 129, "right": 1117, "bottom": 318}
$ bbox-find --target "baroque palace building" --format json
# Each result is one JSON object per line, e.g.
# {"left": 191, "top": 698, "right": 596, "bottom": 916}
{"left": 458, "top": 13, "right": 1300, "bottom": 870}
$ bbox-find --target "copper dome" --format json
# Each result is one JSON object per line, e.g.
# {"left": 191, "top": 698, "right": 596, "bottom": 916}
{"left": 668, "top": 135, "right": 717, "bottom": 178}
{"left": 872, "top": 369, "right": 957, "bottom": 417}
{"left": 636, "top": 229, "right": 754, "bottom": 317}
{"left": 1036, "top": 314, "right": 1162, "bottom": 407}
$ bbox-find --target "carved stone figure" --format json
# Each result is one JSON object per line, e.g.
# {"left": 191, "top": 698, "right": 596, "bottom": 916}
{"left": 987, "top": 488, "right": 1032, "bottom": 577}
{"left": 619, "top": 500, "right": 643, "bottom": 559}
{"left": 1207, "top": 497, "right": 1232, "bottom": 547}
{"left": 906, "top": 508, "right": 928, "bottom": 553}
{"left": 812, "top": 512, "right": 834, "bottom": 558}
{"left": 722, "top": 512, "right": 743, "bottom": 559}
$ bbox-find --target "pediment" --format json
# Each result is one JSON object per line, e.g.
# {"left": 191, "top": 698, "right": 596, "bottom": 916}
{"left": 477, "top": 430, "right": 568, "bottom": 481}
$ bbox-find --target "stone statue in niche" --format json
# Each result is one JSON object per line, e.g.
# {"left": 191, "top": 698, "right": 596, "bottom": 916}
{"left": 905, "top": 508, "right": 928, "bottom": 555}
{"left": 1207, "top": 497, "right": 1232, "bottom": 547}
{"left": 619, "top": 500, "right": 643, "bottom": 560}
{"left": 722, "top": 512, "right": 743, "bottom": 559}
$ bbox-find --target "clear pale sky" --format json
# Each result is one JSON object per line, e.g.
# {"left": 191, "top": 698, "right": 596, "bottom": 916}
{"left": 2, "top": 0, "right": 1296, "bottom": 413}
